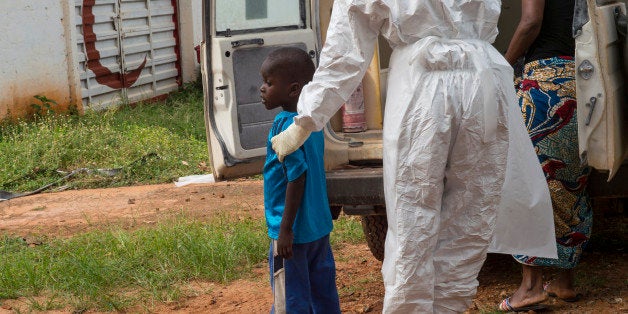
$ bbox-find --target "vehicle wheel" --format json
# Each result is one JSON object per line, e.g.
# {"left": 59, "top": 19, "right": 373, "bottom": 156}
{"left": 361, "top": 214, "right": 387, "bottom": 261}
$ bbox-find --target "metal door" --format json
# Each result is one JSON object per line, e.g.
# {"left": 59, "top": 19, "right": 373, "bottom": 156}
{"left": 202, "top": 0, "right": 318, "bottom": 179}
{"left": 75, "top": 0, "right": 180, "bottom": 109}
{"left": 575, "top": 0, "right": 628, "bottom": 180}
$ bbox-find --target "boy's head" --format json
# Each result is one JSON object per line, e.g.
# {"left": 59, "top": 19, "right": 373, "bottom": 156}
{"left": 260, "top": 47, "right": 315, "bottom": 111}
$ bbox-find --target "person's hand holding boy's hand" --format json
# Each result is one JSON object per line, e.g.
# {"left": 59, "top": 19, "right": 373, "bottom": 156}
{"left": 277, "top": 225, "right": 294, "bottom": 259}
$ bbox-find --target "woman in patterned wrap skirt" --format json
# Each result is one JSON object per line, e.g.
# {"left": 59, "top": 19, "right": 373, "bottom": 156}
{"left": 498, "top": 0, "right": 593, "bottom": 311}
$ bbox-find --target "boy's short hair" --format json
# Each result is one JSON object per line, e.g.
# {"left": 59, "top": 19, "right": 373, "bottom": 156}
{"left": 263, "top": 47, "right": 315, "bottom": 85}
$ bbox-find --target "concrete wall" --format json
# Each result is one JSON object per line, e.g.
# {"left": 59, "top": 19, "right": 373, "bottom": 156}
{"left": 0, "top": 1, "right": 79, "bottom": 119}
{"left": 178, "top": 0, "right": 204, "bottom": 84}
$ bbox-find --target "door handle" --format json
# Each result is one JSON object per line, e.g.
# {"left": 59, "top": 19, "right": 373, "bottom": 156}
{"left": 231, "top": 38, "right": 264, "bottom": 48}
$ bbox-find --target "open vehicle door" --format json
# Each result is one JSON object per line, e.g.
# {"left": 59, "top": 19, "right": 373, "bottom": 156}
{"left": 575, "top": 0, "right": 628, "bottom": 180}
{"left": 201, "top": 0, "right": 318, "bottom": 180}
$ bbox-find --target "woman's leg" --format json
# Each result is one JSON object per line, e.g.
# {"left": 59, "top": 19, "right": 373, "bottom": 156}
{"left": 508, "top": 57, "right": 591, "bottom": 307}
{"left": 545, "top": 269, "right": 579, "bottom": 300}
{"left": 507, "top": 265, "right": 548, "bottom": 308}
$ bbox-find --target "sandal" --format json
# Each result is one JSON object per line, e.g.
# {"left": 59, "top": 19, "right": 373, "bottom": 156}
{"left": 498, "top": 297, "right": 548, "bottom": 312}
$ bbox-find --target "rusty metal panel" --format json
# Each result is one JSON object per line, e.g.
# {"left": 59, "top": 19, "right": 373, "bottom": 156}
{"left": 75, "top": 0, "right": 125, "bottom": 109}
{"left": 119, "top": 0, "right": 181, "bottom": 103}
{"left": 75, "top": 0, "right": 180, "bottom": 110}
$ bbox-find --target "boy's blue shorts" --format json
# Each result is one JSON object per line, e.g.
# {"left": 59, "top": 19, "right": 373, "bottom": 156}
{"left": 269, "top": 234, "right": 341, "bottom": 313}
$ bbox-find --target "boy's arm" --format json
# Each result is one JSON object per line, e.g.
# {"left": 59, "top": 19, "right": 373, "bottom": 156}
{"left": 277, "top": 172, "right": 306, "bottom": 259}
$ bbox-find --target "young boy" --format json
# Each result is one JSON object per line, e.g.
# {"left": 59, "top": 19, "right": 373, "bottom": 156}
{"left": 260, "top": 47, "right": 341, "bottom": 313}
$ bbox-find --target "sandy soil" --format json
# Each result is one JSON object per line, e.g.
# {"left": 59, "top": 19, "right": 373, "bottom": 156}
{"left": 0, "top": 179, "right": 625, "bottom": 313}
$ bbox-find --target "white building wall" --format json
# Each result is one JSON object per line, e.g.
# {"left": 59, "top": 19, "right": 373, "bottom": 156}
{"left": 177, "top": 0, "right": 203, "bottom": 83}
{"left": 0, "top": 1, "right": 79, "bottom": 118}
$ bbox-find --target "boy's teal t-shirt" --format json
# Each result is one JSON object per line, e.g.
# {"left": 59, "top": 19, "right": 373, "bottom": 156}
{"left": 263, "top": 111, "right": 333, "bottom": 244}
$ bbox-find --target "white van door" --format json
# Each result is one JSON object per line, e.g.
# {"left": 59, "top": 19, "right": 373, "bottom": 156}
{"left": 201, "top": 0, "right": 318, "bottom": 179}
{"left": 575, "top": 0, "right": 628, "bottom": 180}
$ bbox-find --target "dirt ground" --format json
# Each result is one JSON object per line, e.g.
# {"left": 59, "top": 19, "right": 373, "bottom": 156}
{"left": 0, "top": 179, "right": 625, "bottom": 313}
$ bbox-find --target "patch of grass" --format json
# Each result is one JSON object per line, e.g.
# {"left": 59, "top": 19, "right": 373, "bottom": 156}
{"left": 0, "top": 215, "right": 267, "bottom": 312}
{"left": 0, "top": 214, "right": 366, "bottom": 312}
{"left": 331, "top": 215, "right": 364, "bottom": 246}
{"left": 0, "top": 82, "right": 208, "bottom": 193}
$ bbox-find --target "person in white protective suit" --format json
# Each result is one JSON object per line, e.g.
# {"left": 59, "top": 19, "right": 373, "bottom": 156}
{"left": 271, "top": 1, "right": 556, "bottom": 313}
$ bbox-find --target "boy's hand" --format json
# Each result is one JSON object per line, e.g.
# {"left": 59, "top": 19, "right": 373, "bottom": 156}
{"left": 271, "top": 124, "right": 311, "bottom": 162}
{"left": 277, "top": 227, "right": 294, "bottom": 259}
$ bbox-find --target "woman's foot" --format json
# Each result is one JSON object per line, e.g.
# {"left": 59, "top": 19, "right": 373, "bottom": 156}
{"left": 505, "top": 283, "right": 549, "bottom": 309}
{"left": 544, "top": 270, "right": 582, "bottom": 302}
{"left": 498, "top": 265, "right": 548, "bottom": 311}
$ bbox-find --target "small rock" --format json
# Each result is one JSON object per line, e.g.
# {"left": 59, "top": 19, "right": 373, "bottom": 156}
{"left": 219, "top": 194, "right": 225, "bottom": 198}
{"left": 1, "top": 304, "right": 11, "bottom": 310}
{"left": 609, "top": 297, "right": 623, "bottom": 304}
{"left": 23, "top": 236, "right": 43, "bottom": 246}
{"left": 128, "top": 198, "right": 135, "bottom": 204}
{"left": 185, "top": 198, "right": 190, "bottom": 202}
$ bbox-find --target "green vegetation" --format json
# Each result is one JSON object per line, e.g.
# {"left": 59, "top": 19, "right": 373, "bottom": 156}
{"left": 331, "top": 215, "right": 365, "bottom": 246}
{"left": 0, "top": 215, "right": 362, "bottom": 312}
{"left": 0, "top": 82, "right": 208, "bottom": 193}
{"left": 0, "top": 82, "right": 368, "bottom": 312}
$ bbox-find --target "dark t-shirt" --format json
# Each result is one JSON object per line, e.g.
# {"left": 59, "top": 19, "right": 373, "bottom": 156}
{"left": 525, "top": 0, "right": 575, "bottom": 62}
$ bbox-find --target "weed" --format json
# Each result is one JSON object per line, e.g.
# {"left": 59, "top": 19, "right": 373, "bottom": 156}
{"left": 30, "top": 95, "right": 58, "bottom": 117}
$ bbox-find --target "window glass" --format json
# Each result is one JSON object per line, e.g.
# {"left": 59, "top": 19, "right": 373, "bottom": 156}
{"left": 216, "top": 0, "right": 303, "bottom": 34}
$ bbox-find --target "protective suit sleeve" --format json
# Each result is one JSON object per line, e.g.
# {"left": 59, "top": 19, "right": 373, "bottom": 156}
{"left": 293, "top": 0, "right": 385, "bottom": 131}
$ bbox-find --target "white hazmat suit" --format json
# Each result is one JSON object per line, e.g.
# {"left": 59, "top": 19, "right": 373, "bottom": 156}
{"left": 271, "top": 1, "right": 556, "bottom": 313}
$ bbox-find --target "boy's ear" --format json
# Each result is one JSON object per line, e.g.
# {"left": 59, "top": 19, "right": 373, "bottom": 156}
{"left": 288, "top": 82, "right": 302, "bottom": 97}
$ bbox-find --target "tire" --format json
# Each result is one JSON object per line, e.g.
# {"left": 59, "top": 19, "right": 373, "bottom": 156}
{"left": 361, "top": 214, "right": 387, "bottom": 261}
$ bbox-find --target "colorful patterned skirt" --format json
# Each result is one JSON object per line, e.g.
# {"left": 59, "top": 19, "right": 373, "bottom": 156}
{"left": 512, "top": 57, "right": 593, "bottom": 269}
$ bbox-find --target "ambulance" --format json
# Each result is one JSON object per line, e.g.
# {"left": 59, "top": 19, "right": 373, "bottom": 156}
{"left": 201, "top": 0, "right": 627, "bottom": 260}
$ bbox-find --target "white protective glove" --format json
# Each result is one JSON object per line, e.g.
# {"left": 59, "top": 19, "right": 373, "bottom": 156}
{"left": 271, "top": 123, "right": 311, "bottom": 162}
